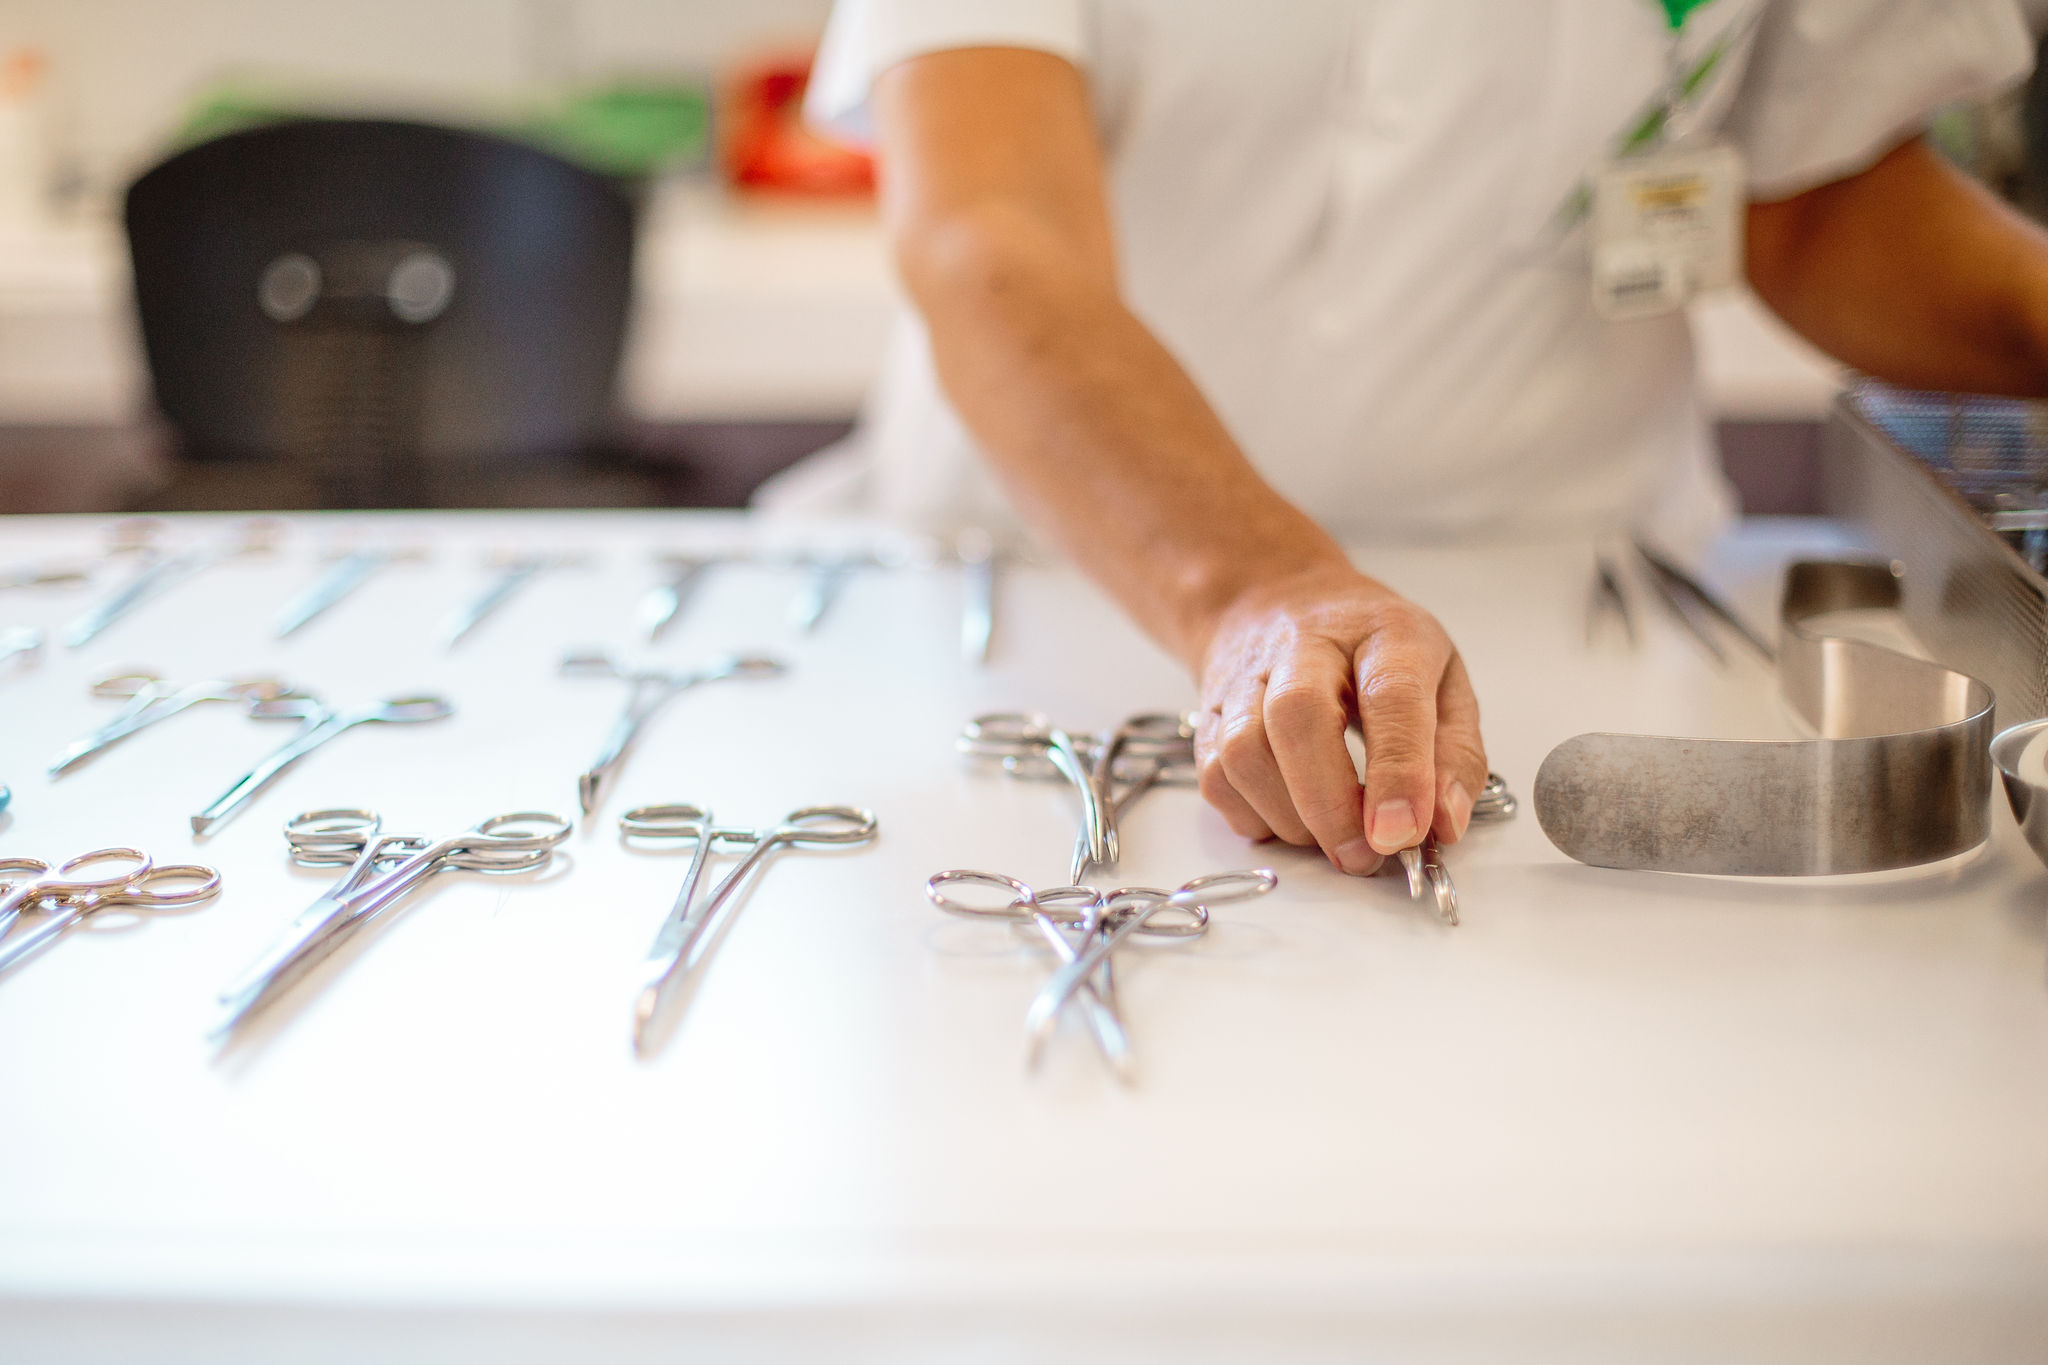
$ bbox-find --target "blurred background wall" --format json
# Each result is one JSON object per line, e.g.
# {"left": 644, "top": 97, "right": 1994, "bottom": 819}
{"left": 0, "top": 0, "right": 2042, "bottom": 518}
{"left": 0, "top": 0, "right": 832, "bottom": 207}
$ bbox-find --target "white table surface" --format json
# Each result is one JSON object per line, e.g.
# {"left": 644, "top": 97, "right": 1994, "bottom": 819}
{"left": 0, "top": 511, "right": 2042, "bottom": 1363}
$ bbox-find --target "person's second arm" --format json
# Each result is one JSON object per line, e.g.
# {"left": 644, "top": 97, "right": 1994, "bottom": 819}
{"left": 1746, "top": 135, "right": 2048, "bottom": 397}
{"left": 873, "top": 47, "right": 1489, "bottom": 872}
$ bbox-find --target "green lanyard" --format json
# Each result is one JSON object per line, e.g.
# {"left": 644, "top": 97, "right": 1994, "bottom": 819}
{"left": 1547, "top": 0, "right": 1753, "bottom": 236}
{"left": 1619, "top": 0, "right": 1733, "bottom": 160}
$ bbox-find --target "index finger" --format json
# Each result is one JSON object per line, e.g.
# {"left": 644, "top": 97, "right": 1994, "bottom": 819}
{"left": 1264, "top": 649, "right": 1380, "bottom": 875}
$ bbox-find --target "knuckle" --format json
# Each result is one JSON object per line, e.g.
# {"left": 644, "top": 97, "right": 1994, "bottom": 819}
{"left": 1293, "top": 790, "right": 1359, "bottom": 829}
{"left": 1363, "top": 599, "right": 1437, "bottom": 641}
{"left": 1360, "top": 667, "right": 1432, "bottom": 712}
{"left": 1263, "top": 678, "right": 1335, "bottom": 730}
{"left": 1272, "top": 822, "right": 1318, "bottom": 849}
{"left": 1440, "top": 734, "right": 1489, "bottom": 775}
{"left": 1214, "top": 719, "right": 1270, "bottom": 777}
{"left": 1365, "top": 732, "right": 1435, "bottom": 776}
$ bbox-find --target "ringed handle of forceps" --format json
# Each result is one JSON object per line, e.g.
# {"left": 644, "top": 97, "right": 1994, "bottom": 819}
{"left": 216, "top": 816, "right": 564, "bottom": 1032}
{"left": 635, "top": 806, "right": 876, "bottom": 965}
{"left": 0, "top": 847, "right": 151, "bottom": 938}
{"left": 921, "top": 871, "right": 1133, "bottom": 1078}
{"left": 1023, "top": 868, "right": 1274, "bottom": 1055}
{"left": 0, "top": 862, "right": 219, "bottom": 977}
{"left": 215, "top": 841, "right": 551, "bottom": 1023}
{"left": 924, "top": 871, "right": 1209, "bottom": 937}
{"left": 0, "top": 846, "right": 154, "bottom": 914}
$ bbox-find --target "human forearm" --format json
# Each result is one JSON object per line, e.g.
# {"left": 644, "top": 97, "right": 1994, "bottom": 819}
{"left": 1746, "top": 137, "right": 2048, "bottom": 397}
{"left": 873, "top": 47, "right": 1488, "bottom": 869}
{"left": 899, "top": 210, "right": 1345, "bottom": 663}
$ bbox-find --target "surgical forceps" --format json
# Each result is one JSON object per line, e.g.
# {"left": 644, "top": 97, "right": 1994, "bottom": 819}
{"left": 190, "top": 694, "right": 456, "bottom": 835}
{"left": 443, "top": 551, "right": 583, "bottom": 647}
{"left": 925, "top": 869, "right": 1213, "bottom": 1083}
{"left": 273, "top": 545, "right": 424, "bottom": 638}
{"left": 562, "top": 651, "right": 787, "bottom": 816}
{"left": 619, "top": 803, "right": 878, "bottom": 1054}
{"left": 211, "top": 808, "right": 570, "bottom": 1038}
{"left": 0, "top": 849, "right": 221, "bottom": 980}
{"left": 49, "top": 671, "right": 304, "bottom": 776}
{"left": 960, "top": 711, "right": 1197, "bottom": 881}
{"left": 1019, "top": 869, "right": 1275, "bottom": 1068}
{"left": 1, "top": 625, "right": 42, "bottom": 671}
{"left": 636, "top": 552, "right": 736, "bottom": 643}
{"left": 63, "top": 518, "right": 281, "bottom": 648}
{"left": 780, "top": 535, "right": 929, "bottom": 634}
{"left": 786, "top": 550, "right": 863, "bottom": 633}
{"left": 1389, "top": 772, "right": 1518, "bottom": 927}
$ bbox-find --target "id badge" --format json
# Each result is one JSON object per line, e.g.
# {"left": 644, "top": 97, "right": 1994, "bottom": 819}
{"left": 1590, "top": 142, "right": 1744, "bottom": 321}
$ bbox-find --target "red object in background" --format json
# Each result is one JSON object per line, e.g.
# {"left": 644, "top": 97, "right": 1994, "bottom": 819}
{"left": 723, "top": 55, "right": 875, "bottom": 197}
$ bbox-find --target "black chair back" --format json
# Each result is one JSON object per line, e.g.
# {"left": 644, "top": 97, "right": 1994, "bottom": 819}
{"left": 125, "top": 118, "right": 636, "bottom": 506}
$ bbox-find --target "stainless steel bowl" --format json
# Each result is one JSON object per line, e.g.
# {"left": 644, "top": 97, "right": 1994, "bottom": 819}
{"left": 1991, "top": 717, "right": 2048, "bottom": 867}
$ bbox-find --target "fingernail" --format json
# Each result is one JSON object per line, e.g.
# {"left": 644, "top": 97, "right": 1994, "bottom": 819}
{"left": 1369, "top": 800, "right": 1418, "bottom": 853}
{"left": 1444, "top": 780, "right": 1474, "bottom": 840}
{"left": 1334, "top": 837, "right": 1382, "bottom": 876}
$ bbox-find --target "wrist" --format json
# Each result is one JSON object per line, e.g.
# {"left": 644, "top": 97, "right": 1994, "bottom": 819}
{"left": 1164, "top": 528, "right": 1354, "bottom": 666}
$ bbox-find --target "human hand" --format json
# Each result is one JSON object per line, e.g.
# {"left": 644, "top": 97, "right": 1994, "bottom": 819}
{"left": 1189, "top": 563, "right": 1488, "bottom": 876}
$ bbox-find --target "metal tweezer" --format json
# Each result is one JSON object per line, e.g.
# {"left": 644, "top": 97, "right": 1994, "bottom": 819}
{"left": 1396, "top": 839, "right": 1459, "bottom": 926}
{"left": 1586, "top": 552, "right": 1637, "bottom": 647}
{"left": 1632, "top": 539, "right": 1776, "bottom": 666}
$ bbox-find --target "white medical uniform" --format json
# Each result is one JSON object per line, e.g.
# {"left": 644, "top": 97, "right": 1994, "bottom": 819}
{"left": 770, "top": 0, "right": 2033, "bottom": 549}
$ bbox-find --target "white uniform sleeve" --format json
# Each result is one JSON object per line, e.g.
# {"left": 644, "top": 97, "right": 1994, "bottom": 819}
{"left": 1725, "top": 0, "right": 2035, "bottom": 199}
{"left": 805, "top": 0, "right": 1088, "bottom": 143}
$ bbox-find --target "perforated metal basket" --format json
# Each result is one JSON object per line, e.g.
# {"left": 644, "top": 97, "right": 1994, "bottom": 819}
{"left": 1824, "top": 383, "right": 2048, "bottom": 724}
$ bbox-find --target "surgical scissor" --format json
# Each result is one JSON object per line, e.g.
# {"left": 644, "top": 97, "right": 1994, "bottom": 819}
{"left": 0, "top": 848, "right": 221, "bottom": 980}
{"left": 619, "top": 802, "right": 877, "bottom": 1055}
{"left": 562, "top": 651, "right": 787, "bottom": 816}
{"left": 190, "top": 694, "right": 456, "bottom": 836}
{"left": 210, "top": 807, "right": 571, "bottom": 1038}
{"left": 959, "top": 711, "right": 1197, "bottom": 881}
{"left": 49, "top": 670, "right": 304, "bottom": 776}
